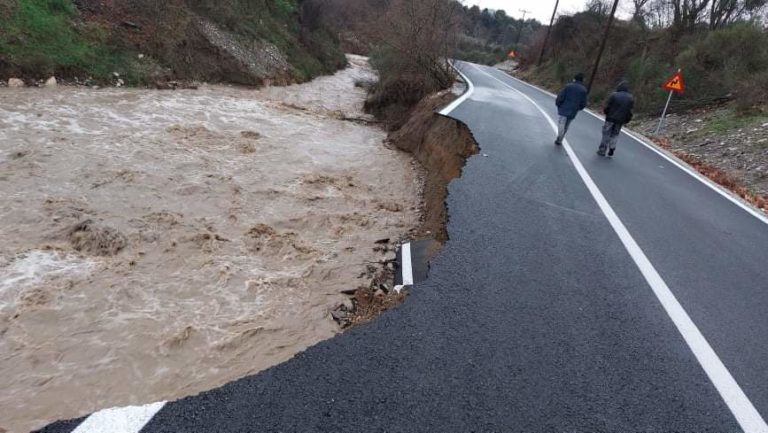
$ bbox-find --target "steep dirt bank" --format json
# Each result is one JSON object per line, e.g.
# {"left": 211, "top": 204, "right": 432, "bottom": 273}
{"left": 331, "top": 91, "right": 479, "bottom": 329}
{"left": 390, "top": 92, "right": 479, "bottom": 242}
{"left": 0, "top": 0, "right": 346, "bottom": 86}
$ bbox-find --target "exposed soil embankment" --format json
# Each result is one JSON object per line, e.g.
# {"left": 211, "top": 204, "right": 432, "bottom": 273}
{"left": 390, "top": 92, "right": 479, "bottom": 242}
{"left": 332, "top": 91, "right": 479, "bottom": 329}
{"left": 0, "top": 0, "right": 346, "bottom": 87}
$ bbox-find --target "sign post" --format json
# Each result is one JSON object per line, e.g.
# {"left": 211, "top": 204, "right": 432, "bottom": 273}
{"left": 656, "top": 69, "right": 685, "bottom": 134}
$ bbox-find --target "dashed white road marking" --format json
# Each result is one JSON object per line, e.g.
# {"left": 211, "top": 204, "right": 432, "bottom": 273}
{"left": 466, "top": 63, "right": 768, "bottom": 433}
{"left": 482, "top": 65, "right": 768, "bottom": 225}
{"left": 72, "top": 401, "right": 166, "bottom": 433}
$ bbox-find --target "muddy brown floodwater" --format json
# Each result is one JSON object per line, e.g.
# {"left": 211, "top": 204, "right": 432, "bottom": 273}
{"left": 0, "top": 55, "right": 420, "bottom": 433}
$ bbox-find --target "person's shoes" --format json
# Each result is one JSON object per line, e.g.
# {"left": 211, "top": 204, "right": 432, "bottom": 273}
{"left": 597, "top": 149, "right": 606, "bottom": 156}
{"left": 554, "top": 139, "right": 562, "bottom": 146}
{"left": 608, "top": 148, "right": 615, "bottom": 157}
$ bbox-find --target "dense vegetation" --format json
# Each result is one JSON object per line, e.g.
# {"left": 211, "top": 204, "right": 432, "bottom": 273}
{"left": 0, "top": 0, "right": 137, "bottom": 81}
{"left": 455, "top": 6, "right": 542, "bottom": 65}
{"left": 519, "top": 0, "right": 768, "bottom": 114}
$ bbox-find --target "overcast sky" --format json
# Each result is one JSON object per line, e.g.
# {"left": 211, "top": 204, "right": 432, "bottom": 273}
{"left": 464, "top": 0, "right": 631, "bottom": 23}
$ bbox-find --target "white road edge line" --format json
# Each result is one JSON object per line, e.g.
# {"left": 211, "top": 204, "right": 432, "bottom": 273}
{"left": 72, "top": 401, "right": 167, "bottom": 433}
{"left": 401, "top": 242, "right": 414, "bottom": 286}
{"left": 471, "top": 63, "right": 768, "bottom": 433}
{"left": 439, "top": 62, "right": 475, "bottom": 116}
{"left": 484, "top": 65, "right": 768, "bottom": 225}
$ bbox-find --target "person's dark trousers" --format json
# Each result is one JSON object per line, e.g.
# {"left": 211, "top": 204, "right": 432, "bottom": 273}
{"left": 556, "top": 115, "right": 573, "bottom": 144}
{"left": 599, "top": 120, "right": 623, "bottom": 153}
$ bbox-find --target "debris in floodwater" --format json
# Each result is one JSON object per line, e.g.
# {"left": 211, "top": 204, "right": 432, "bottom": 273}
{"left": 65, "top": 220, "right": 127, "bottom": 257}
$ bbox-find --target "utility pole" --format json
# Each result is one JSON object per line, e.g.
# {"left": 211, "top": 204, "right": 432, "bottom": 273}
{"left": 516, "top": 9, "right": 531, "bottom": 45}
{"left": 586, "top": 0, "right": 620, "bottom": 93}
{"left": 537, "top": 0, "right": 560, "bottom": 66}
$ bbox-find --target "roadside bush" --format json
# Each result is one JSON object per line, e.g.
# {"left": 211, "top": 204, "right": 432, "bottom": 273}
{"left": 365, "top": 46, "right": 441, "bottom": 121}
{"left": 677, "top": 24, "right": 768, "bottom": 105}
{"left": 365, "top": 43, "right": 455, "bottom": 129}
{"left": 365, "top": 72, "right": 436, "bottom": 129}
{"left": 362, "top": 0, "right": 459, "bottom": 128}
{"left": 734, "top": 71, "right": 768, "bottom": 113}
{"left": 455, "top": 36, "right": 508, "bottom": 66}
{"left": 621, "top": 57, "right": 673, "bottom": 113}
{"left": 273, "top": 0, "right": 296, "bottom": 16}
{"left": 0, "top": 0, "right": 135, "bottom": 80}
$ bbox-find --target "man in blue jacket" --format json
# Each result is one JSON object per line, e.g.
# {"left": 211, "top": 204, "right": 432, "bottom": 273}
{"left": 554, "top": 72, "right": 588, "bottom": 145}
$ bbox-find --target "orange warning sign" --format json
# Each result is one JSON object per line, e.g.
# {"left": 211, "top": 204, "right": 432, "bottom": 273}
{"left": 662, "top": 69, "right": 685, "bottom": 93}
{"left": 507, "top": 50, "right": 516, "bottom": 59}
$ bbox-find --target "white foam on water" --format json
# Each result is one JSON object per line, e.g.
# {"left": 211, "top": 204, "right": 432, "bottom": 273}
{"left": 0, "top": 250, "right": 95, "bottom": 302}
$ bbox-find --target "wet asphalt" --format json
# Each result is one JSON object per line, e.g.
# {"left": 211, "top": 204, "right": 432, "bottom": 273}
{"left": 38, "top": 62, "right": 768, "bottom": 433}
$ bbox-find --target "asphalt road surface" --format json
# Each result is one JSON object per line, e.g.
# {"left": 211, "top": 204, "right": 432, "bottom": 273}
{"left": 38, "top": 62, "right": 768, "bottom": 433}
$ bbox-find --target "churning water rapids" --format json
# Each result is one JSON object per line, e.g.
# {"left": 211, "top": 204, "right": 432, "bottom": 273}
{"left": 0, "top": 55, "right": 420, "bottom": 433}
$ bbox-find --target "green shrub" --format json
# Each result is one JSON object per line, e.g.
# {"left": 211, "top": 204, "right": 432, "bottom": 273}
{"left": 274, "top": 0, "right": 296, "bottom": 16}
{"left": 735, "top": 70, "right": 768, "bottom": 113}
{"left": 366, "top": 45, "right": 454, "bottom": 129}
{"left": 677, "top": 24, "right": 768, "bottom": 105}
{"left": 455, "top": 36, "right": 509, "bottom": 65}
{"left": 0, "top": 0, "right": 136, "bottom": 80}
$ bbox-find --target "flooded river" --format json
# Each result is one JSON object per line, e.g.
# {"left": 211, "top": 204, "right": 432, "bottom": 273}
{"left": 0, "top": 55, "right": 420, "bottom": 433}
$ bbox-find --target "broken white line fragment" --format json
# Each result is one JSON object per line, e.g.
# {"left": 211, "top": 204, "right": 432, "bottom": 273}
{"left": 71, "top": 402, "right": 166, "bottom": 433}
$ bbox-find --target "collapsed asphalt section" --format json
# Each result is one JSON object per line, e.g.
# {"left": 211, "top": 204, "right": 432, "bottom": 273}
{"left": 36, "top": 64, "right": 749, "bottom": 431}
{"left": 2, "top": 55, "right": 423, "bottom": 433}
{"left": 330, "top": 91, "right": 477, "bottom": 329}
{"left": 390, "top": 92, "right": 479, "bottom": 243}
{"left": 35, "top": 87, "right": 480, "bottom": 433}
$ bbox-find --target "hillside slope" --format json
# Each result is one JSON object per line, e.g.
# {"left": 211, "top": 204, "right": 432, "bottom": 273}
{"left": 0, "top": 0, "right": 347, "bottom": 86}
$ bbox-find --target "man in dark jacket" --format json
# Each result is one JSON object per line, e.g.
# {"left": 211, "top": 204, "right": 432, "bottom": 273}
{"left": 598, "top": 81, "right": 635, "bottom": 157}
{"left": 554, "top": 72, "right": 588, "bottom": 145}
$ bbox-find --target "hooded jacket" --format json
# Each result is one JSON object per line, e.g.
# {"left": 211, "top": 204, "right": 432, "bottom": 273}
{"left": 604, "top": 82, "right": 635, "bottom": 125}
{"left": 556, "top": 80, "right": 588, "bottom": 119}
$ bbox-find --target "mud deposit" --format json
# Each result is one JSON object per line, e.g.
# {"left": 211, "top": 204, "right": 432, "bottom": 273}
{"left": 0, "top": 55, "right": 420, "bottom": 433}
